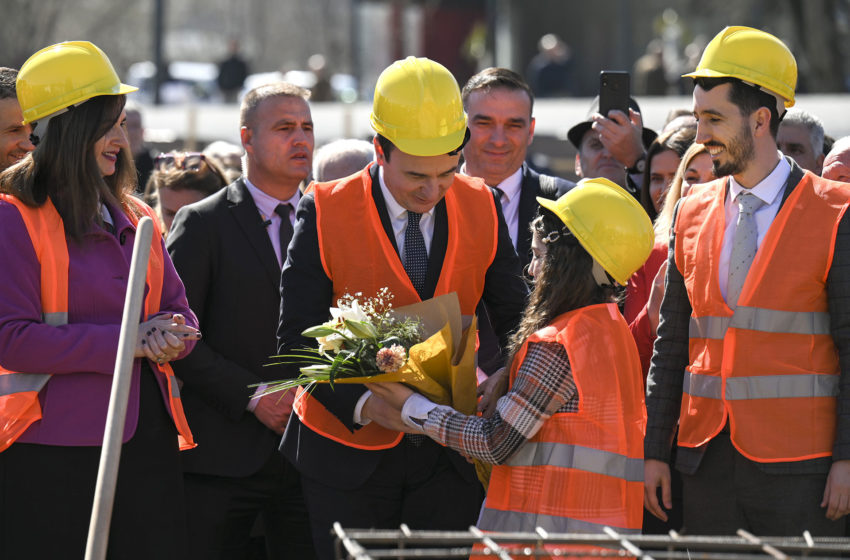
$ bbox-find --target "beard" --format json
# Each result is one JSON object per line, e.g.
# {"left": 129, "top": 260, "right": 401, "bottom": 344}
{"left": 707, "top": 123, "right": 755, "bottom": 177}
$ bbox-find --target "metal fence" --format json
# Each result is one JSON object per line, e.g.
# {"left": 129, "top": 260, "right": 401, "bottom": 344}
{"left": 333, "top": 523, "right": 850, "bottom": 559}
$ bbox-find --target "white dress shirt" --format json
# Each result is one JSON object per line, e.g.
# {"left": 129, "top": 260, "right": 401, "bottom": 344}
{"left": 461, "top": 164, "right": 523, "bottom": 250}
{"left": 244, "top": 178, "right": 301, "bottom": 267}
{"left": 243, "top": 178, "right": 301, "bottom": 411}
{"left": 354, "top": 166, "right": 438, "bottom": 425}
{"left": 718, "top": 154, "right": 790, "bottom": 300}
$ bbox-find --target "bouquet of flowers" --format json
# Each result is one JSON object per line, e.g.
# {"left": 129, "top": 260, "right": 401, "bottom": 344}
{"left": 264, "top": 288, "right": 424, "bottom": 391}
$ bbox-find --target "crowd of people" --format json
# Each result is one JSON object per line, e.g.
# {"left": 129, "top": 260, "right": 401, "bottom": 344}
{"left": 1, "top": 23, "right": 850, "bottom": 560}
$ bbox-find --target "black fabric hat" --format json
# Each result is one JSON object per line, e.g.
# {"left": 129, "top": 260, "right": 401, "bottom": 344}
{"left": 567, "top": 95, "right": 658, "bottom": 149}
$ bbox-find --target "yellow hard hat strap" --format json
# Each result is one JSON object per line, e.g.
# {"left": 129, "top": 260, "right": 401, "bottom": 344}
{"left": 591, "top": 258, "right": 617, "bottom": 287}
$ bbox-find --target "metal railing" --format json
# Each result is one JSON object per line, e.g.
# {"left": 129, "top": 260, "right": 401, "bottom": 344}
{"left": 333, "top": 523, "right": 850, "bottom": 559}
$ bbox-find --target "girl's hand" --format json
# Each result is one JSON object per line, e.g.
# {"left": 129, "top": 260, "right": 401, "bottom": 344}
{"left": 135, "top": 313, "right": 201, "bottom": 363}
{"left": 365, "top": 382, "right": 415, "bottom": 410}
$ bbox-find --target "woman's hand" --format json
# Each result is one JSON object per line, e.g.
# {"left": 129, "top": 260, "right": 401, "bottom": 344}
{"left": 365, "top": 382, "right": 415, "bottom": 410}
{"left": 135, "top": 313, "right": 201, "bottom": 363}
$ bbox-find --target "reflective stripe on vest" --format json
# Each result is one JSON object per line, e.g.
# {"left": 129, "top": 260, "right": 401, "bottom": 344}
{"left": 690, "top": 308, "right": 830, "bottom": 340}
{"left": 505, "top": 441, "right": 643, "bottom": 482}
{"left": 0, "top": 195, "right": 195, "bottom": 451}
{"left": 674, "top": 173, "right": 850, "bottom": 461}
{"left": 478, "top": 507, "right": 641, "bottom": 535}
{"left": 684, "top": 370, "right": 839, "bottom": 400}
{"left": 296, "top": 165, "right": 498, "bottom": 450}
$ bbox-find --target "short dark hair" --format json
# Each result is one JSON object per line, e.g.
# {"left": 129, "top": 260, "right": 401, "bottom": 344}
{"left": 240, "top": 82, "right": 310, "bottom": 128}
{"left": 0, "top": 67, "right": 18, "bottom": 100}
{"left": 375, "top": 130, "right": 469, "bottom": 163}
{"left": 462, "top": 67, "right": 534, "bottom": 117}
{"left": 694, "top": 77, "right": 782, "bottom": 138}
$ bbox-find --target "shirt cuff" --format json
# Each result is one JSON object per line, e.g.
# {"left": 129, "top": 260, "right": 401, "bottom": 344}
{"left": 353, "top": 389, "right": 372, "bottom": 426}
{"left": 401, "top": 393, "right": 438, "bottom": 432}
{"left": 247, "top": 384, "right": 268, "bottom": 412}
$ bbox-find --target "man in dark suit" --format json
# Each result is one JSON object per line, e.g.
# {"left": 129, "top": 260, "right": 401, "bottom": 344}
{"left": 167, "top": 82, "right": 316, "bottom": 559}
{"left": 277, "top": 57, "right": 528, "bottom": 560}
{"left": 459, "top": 67, "right": 573, "bottom": 382}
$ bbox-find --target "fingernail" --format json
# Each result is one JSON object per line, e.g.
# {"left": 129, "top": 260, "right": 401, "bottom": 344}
{"left": 146, "top": 330, "right": 152, "bottom": 335}
{"left": 151, "top": 327, "right": 157, "bottom": 332}
{"left": 141, "top": 340, "right": 146, "bottom": 345}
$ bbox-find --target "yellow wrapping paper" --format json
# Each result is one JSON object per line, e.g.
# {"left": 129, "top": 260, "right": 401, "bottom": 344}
{"left": 314, "top": 292, "right": 492, "bottom": 486}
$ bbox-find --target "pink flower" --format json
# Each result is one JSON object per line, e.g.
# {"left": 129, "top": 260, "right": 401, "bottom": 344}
{"left": 376, "top": 344, "right": 407, "bottom": 373}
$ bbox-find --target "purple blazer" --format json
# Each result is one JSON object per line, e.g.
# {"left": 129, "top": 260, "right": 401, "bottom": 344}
{"left": 0, "top": 199, "right": 198, "bottom": 446}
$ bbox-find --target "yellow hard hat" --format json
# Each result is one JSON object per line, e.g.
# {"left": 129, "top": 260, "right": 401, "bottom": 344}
{"left": 370, "top": 57, "right": 467, "bottom": 157}
{"left": 683, "top": 26, "right": 797, "bottom": 108}
{"left": 537, "top": 178, "right": 654, "bottom": 285}
{"left": 17, "top": 41, "right": 137, "bottom": 124}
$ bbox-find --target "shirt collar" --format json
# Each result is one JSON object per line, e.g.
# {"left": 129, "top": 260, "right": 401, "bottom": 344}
{"left": 459, "top": 163, "right": 523, "bottom": 201}
{"left": 378, "top": 166, "right": 435, "bottom": 220}
{"left": 244, "top": 177, "right": 301, "bottom": 219}
{"left": 728, "top": 152, "right": 790, "bottom": 207}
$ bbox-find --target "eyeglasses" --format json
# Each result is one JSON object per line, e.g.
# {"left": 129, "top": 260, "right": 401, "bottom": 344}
{"left": 154, "top": 152, "right": 207, "bottom": 172}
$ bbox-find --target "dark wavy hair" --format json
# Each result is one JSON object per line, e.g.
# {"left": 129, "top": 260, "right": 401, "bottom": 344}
{"left": 0, "top": 94, "right": 137, "bottom": 242}
{"left": 507, "top": 207, "right": 617, "bottom": 363}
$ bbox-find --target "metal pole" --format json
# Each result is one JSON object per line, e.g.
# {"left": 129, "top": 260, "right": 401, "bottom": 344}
{"left": 84, "top": 217, "right": 154, "bottom": 560}
{"left": 153, "top": 0, "right": 165, "bottom": 105}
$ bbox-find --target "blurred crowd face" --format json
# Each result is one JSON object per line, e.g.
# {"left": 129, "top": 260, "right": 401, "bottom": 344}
{"left": 157, "top": 186, "right": 207, "bottom": 231}
{"left": 681, "top": 151, "right": 716, "bottom": 196}
{"left": 693, "top": 83, "right": 755, "bottom": 178}
{"left": 648, "top": 149, "right": 680, "bottom": 212}
{"left": 576, "top": 130, "right": 624, "bottom": 186}
{"left": 242, "top": 96, "right": 314, "bottom": 191}
{"left": 377, "top": 144, "right": 460, "bottom": 214}
{"left": 124, "top": 109, "right": 145, "bottom": 156}
{"left": 463, "top": 88, "right": 535, "bottom": 186}
{"left": 93, "top": 109, "right": 129, "bottom": 177}
{"left": 0, "top": 97, "right": 34, "bottom": 170}
{"left": 777, "top": 122, "right": 823, "bottom": 173}
{"left": 822, "top": 144, "right": 850, "bottom": 183}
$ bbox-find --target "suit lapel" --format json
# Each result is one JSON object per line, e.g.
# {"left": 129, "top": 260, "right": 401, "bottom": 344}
{"left": 227, "top": 179, "right": 281, "bottom": 288}
{"left": 516, "top": 165, "right": 542, "bottom": 268}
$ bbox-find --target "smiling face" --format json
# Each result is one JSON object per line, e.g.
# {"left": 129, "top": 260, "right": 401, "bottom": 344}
{"left": 0, "top": 97, "right": 34, "bottom": 170}
{"left": 92, "top": 109, "right": 129, "bottom": 177}
{"left": 463, "top": 88, "right": 535, "bottom": 186}
{"left": 375, "top": 141, "right": 460, "bottom": 214}
{"left": 693, "top": 83, "right": 757, "bottom": 179}
{"left": 241, "top": 95, "right": 314, "bottom": 197}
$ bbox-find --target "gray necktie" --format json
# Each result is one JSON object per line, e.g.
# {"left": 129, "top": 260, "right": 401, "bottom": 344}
{"left": 727, "top": 192, "right": 765, "bottom": 308}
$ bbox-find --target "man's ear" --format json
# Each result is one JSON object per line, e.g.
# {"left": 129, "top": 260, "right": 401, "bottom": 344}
{"left": 240, "top": 126, "right": 252, "bottom": 155}
{"left": 752, "top": 107, "right": 773, "bottom": 138}
{"left": 373, "top": 136, "right": 386, "bottom": 166}
{"left": 574, "top": 153, "right": 583, "bottom": 177}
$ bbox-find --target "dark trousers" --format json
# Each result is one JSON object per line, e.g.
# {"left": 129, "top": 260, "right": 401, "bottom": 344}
{"left": 0, "top": 365, "right": 187, "bottom": 559}
{"left": 681, "top": 432, "right": 845, "bottom": 536}
{"left": 184, "top": 452, "right": 315, "bottom": 559}
{"left": 301, "top": 438, "right": 484, "bottom": 560}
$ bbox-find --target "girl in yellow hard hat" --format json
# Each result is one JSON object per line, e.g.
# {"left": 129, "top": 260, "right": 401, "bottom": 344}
{"left": 369, "top": 178, "right": 653, "bottom": 541}
{"left": 0, "top": 41, "right": 200, "bottom": 558}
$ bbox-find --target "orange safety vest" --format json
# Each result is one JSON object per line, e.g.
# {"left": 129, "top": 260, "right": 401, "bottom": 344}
{"left": 293, "top": 166, "right": 498, "bottom": 449}
{"left": 674, "top": 173, "right": 850, "bottom": 462}
{"left": 479, "top": 304, "right": 646, "bottom": 534}
{"left": 0, "top": 195, "right": 195, "bottom": 452}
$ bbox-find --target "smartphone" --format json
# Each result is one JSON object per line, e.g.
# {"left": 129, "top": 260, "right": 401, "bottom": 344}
{"left": 599, "top": 71, "right": 630, "bottom": 118}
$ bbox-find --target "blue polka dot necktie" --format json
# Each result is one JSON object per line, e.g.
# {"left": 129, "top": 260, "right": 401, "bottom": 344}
{"left": 403, "top": 211, "right": 428, "bottom": 298}
{"left": 727, "top": 192, "right": 765, "bottom": 308}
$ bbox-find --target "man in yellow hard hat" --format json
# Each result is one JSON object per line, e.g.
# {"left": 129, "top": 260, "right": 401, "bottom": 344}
{"left": 0, "top": 67, "right": 34, "bottom": 170}
{"left": 644, "top": 26, "right": 850, "bottom": 535}
{"left": 277, "top": 57, "right": 527, "bottom": 558}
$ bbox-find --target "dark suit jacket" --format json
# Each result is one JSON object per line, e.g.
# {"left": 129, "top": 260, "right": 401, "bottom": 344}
{"left": 277, "top": 165, "right": 527, "bottom": 488}
{"left": 167, "top": 179, "right": 284, "bottom": 478}
{"left": 477, "top": 164, "right": 575, "bottom": 374}
{"left": 645, "top": 159, "right": 850, "bottom": 475}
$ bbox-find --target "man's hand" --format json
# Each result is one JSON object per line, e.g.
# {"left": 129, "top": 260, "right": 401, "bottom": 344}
{"left": 252, "top": 390, "right": 294, "bottom": 435}
{"left": 365, "top": 382, "right": 414, "bottom": 410}
{"left": 644, "top": 458, "right": 672, "bottom": 522}
{"left": 360, "top": 393, "right": 413, "bottom": 432}
{"left": 822, "top": 459, "right": 850, "bottom": 520}
{"left": 591, "top": 109, "right": 645, "bottom": 169}
{"left": 477, "top": 367, "right": 509, "bottom": 418}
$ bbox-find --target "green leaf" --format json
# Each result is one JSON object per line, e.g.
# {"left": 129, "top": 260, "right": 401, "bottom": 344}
{"left": 344, "top": 319, "right": 378, "bottom": 339}
{"left": 302, "top": 325, "right": 340, "bottom": 338}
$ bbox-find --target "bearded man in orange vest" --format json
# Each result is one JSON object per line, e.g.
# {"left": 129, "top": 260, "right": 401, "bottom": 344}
{"left": 277, "top": 57, "right": 527, "bottom": 559}
{"left": 644, "top": 26, "right": 850, "bottom": 536}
